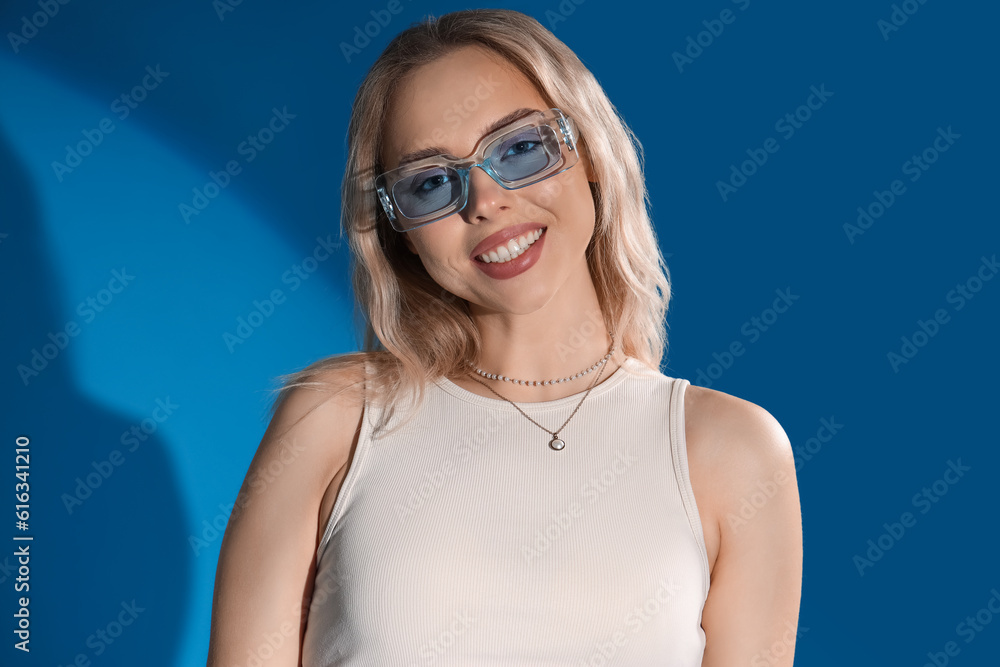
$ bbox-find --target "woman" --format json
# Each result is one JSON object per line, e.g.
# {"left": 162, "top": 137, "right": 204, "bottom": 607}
{"left": 207, "top": 8, "right": 802, "bottom": 666}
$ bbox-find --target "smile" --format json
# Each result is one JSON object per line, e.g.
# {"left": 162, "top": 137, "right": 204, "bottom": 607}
{"left": 477, "top": 228, "right": 544, "bottom": 263}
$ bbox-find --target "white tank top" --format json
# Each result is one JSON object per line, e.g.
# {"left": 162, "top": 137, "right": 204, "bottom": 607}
{"left": 302, "top": 356, "right": 709, "bottom": 666}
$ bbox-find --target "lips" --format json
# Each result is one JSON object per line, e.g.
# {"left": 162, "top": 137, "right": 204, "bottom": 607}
{"left": 470, "top": 223, "right": 547, "bottom": 262}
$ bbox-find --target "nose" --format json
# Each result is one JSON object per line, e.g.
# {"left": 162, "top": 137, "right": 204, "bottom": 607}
{"left": 463, "top": 163, "right": 514, "bottom": 222}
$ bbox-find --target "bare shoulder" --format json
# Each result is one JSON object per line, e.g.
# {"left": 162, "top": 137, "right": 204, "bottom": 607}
{"left": 300, "top": 362, "right": 369, "bottom": 540}
{"left": 255, "top": 360, "right": 367, "bottom": 502}
{"left": 683, "top": 383, "right": 792, "bottom": 468}
{"left": 268, "top": 359, "right": 368, "bottom": 441}
{"left": 682, "top": 383, "right": 803, "bottom": 665}
{"left": 207, "top": 358, "right": 368, "bottom": 666}
{"left": 682, "top": 383, "right": 796, "bottom": 572}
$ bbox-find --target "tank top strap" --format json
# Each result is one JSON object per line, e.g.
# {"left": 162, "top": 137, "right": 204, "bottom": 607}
{"left": 668, "top": 377, "right": 710, "bottom": 599}
{"left": 314, "top": 356, "right": 377, "bottom": 564}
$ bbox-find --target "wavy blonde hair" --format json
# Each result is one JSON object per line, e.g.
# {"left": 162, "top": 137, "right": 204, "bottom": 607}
{"left": 267, "top": 8, "right": 671, "bottom": 435}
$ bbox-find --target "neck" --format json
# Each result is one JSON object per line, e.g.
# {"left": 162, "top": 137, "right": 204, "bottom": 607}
{"left": 455, "top": 259, "right": 625, "bottom": 402}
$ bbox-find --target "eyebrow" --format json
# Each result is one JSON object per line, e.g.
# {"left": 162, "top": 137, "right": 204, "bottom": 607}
{"left": 396, "top": 107, "right": 541, "bottom": 168}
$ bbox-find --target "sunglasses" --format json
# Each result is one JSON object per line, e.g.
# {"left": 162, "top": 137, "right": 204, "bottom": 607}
{"left": 374, "top": 108, "right": 580, "bottom": 232}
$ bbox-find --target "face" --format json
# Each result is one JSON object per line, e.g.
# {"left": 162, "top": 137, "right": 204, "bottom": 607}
{"left": 380, "top": 45, "right": 598, "bottom": 316}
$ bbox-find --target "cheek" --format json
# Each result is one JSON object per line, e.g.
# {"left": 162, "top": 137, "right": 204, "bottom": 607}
{"left": 402, "top": 233, "right": 418, "bottom": 254}
{"left": 527, "top": 172, "right": 596, "bottom": 229}
{"left": 410, "top": 227, "right": 466, "bottom": 274}
{"left": 522, "top": 178, "right": 568, "bottom": 218}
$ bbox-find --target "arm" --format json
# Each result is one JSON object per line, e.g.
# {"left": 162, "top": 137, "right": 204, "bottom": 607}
{"left": 206, "top": 367, "right": 364, "bottom": 666}
{"left": 687, "top": 388, "right": 804, "bottom": 667}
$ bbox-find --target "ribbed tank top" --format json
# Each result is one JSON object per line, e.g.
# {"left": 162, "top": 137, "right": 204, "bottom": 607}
{"left": 301, "top": 356, "right": 710, "bottom": 666}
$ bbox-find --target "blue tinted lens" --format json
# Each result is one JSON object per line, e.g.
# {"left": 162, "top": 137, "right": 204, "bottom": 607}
{"left": 392, "top": 166, "right": 462, "bottom": 219}
{"left": 491, "top": 126, "right": 561, "bottom": 181}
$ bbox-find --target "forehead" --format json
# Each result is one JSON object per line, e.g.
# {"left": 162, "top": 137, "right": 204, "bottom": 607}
{"left": 381, "top": 46, "right": 549, "bottom": 170}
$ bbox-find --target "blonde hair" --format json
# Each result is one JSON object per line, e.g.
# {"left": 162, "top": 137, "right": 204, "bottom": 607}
{"left": 267, "top": 8, "right": 672, "bottom": 435}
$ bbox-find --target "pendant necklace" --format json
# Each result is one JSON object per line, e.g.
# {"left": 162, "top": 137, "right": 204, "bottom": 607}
{"left": 464, "top": 333, "right": 617, "bottom": 451}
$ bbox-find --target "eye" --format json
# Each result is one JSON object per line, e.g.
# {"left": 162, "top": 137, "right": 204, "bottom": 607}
{"left": 496, "top": 128, "right": 545, "bottom": 161}
{"left": 503, "top": 140, "right": 541, "bottom": 158}
{"left": 412, "top": 171, "right": 451, "bottom": 195}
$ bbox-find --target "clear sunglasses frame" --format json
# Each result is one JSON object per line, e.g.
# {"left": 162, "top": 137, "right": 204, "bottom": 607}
{"left": 374, "top": 108, "right": 580, "bottom": 232}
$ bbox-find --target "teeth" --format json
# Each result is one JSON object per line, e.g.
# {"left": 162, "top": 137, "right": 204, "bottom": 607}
{"left": 478, "top": 228, "right": 543, "bottom": 263}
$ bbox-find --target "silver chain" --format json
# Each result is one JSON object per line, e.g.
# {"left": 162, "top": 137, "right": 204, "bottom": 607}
{"left": 464, "top": 335, "right": 617, "bottom": 451}
{"left": 467, "top": 331, "right": 616, "bottom": 386}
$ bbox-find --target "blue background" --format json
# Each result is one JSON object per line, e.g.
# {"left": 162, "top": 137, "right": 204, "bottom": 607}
{"left": 1, "top": 0, "right": 997, "bottom": 665}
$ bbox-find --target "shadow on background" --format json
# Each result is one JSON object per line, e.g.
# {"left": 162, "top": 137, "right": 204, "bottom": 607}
{"left": 0, "top": 128, "right": 188, "bottom": 666}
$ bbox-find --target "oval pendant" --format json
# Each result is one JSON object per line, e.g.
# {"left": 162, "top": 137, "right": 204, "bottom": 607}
{"left": 549, "top": 436, "right": 566, "bottom": 451}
